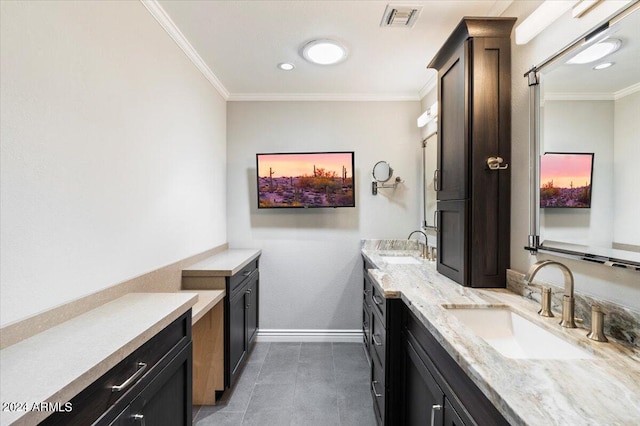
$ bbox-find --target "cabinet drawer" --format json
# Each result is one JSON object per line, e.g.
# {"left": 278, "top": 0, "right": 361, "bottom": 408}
{"left": 370, "top": 309, "right": 386, "bottom": 367}
{"left": 229, "top": 259, "right": 259, "bottom": 294}
{"left": 41, "top": 312, "right": 191, "bottom": 426}
{"left": 363, "top": 273, "right": 373, "bottom": 310}
{"left": 362, "top": 306, "right": 371, "bottom": 350}
{"left": 371, "top": 355, "right": 386, "bottom": 423}
{"left": 371, "top": 283, "right": 386, "bottom": 323}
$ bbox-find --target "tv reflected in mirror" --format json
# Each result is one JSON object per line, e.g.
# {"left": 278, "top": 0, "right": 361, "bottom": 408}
{"left": 256, "top": 152, "right": 355, "bottom": 209}
{"left": 540, "top": 152, "right": 594, "bottom": 208}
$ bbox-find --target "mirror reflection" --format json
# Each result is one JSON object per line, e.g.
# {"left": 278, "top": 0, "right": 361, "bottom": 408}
{"left": 535, "top": 5, "right": 640, "bottom": 265}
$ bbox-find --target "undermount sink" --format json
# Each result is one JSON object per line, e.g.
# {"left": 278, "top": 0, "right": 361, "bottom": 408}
{"left": 444, "top": 306, "right": 595, "bottom": 360}
{"left": 380, "top": 256, "right": 422, "bottom": 265}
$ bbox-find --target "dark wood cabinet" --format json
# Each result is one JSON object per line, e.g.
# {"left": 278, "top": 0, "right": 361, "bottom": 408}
{"left": 127, "top": 343, "right": 192, "bottom": 426}
{"left": 430, "top": 18, "right": 515, "bottom": 288}
{"left": 41, "top": 312, "right": 192, "bottom": 426}
{"left": 363, "top": 259, "right": 401, "bottom": 426}
{"left": 227, "top": 268, "right": 259, "bottom": 388}
{"left": 399, "top": 304, "right": 508, "bottom": 426}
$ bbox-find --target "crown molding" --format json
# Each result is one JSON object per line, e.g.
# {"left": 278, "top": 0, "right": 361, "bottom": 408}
{"left": 227, "top": 93, "right": 421, "bottom": 102}
{"left": 544, "top": 82, "right": 640, "bottom": 102}
{"left": 140, "top": 0, "right": 230, "bottom": 100}
{"left": 614, "top": 82, "right": 640, "bottom": 100}
{"left": 418, "top": 73, "right": 438, "bottom": 100}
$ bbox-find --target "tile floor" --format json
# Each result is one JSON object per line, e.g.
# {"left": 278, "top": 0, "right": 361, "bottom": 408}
{"left": 192, "top": 342, "right": 376, "bottom": 425}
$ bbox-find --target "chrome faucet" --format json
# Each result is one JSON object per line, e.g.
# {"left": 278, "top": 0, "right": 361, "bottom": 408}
{"left": 524, "top": 260, "right": 577, "bottom": 328}
{"left": 407, "top": 230, "right": 428, "bottom": 258}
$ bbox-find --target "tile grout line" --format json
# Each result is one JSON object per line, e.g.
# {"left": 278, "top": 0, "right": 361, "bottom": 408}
{"left": 240, "top": 342, "right": 270, "bottom": 425}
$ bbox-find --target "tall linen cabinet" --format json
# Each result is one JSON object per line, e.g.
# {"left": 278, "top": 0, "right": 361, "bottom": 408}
{"left": 429, "top": 18, "right": 515, "bottom": 288}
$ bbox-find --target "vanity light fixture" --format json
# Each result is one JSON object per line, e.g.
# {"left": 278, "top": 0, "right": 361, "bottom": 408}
{"left": 301, "top": 39, "right": 348, "bottom": 65}
{"left": 417, "top": 101, "right": 438, "bottom": 128}
{"left": 515, "top": 0, "right": 576, "bottom": 45}
{"left": 277, "top": 62, "right": 295, "bottom": 71}
{"left": 567, "top": 38, "right": 621, "bottom": 64}
{"left": 593, "top": 62, "right": 613, "bottom": 70}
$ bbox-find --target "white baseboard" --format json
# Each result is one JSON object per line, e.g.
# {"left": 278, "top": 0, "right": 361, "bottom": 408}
{"left": 255, "top": 329, "right": 363, "bottom": 343}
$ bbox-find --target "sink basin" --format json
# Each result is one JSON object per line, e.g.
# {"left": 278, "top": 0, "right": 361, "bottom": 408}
{"left": 444, "top": 307, "right": 594, "bottom": 360}
{"left": 381, "top": 256, "right": 422, "bottom": 265}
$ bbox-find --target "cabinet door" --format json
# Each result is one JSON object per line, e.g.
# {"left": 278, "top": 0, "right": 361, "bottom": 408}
{"left": 437, "top": 42, "right": 468, "bottom": 201}
{"left": 437, "top": 200, "right": 468, "bottom": 285}
{"left": 246, "top": 275, "right": 259, "bottom": 346}
{"left": 444, "top": 399, "right": 465, "bottom": 426}
{"left": 401, "top": 335, "right": 445, "bottom": 426}
{"left": 229, "top": 287, "right": 247, "bottom": 386}
{"left": 469, "top": 36, "right": 512, "bottom": 288}
{"left": 129, "top": 343, "right": 192, "bottom": 426}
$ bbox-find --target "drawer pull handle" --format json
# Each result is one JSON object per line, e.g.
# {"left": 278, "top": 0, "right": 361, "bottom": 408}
{"left": 242, "top": 270, "right": 251, "bottom": 276}
{"left": 430, "top": 404, "right": 442, "bottom": 426}
{"left": 372, "top": 335, "right": 382, "bottom": 346}
{"left": 371, "top": 380, "right": 383, "bottom": 398}
{"left": 112, "top": 362, "right": 147, "bottom": 392}
{"left": 372, "top": 295, "right": 383, "bottom": 306}
{"left": 132, "top": 414, "right": 145, "bottom": 425}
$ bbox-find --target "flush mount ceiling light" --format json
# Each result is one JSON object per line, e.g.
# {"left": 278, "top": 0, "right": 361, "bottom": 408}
{"left": 277, "top": 62, "right": 295, "bottom": 71}
{"left": 567, "top": 39, "right": 621, "bottom": 64}
{"left": 301, "top": 39, "right": 348, "bottom": 65}
{"left": 593, "top": 62, "right": 613, "bottom": 70}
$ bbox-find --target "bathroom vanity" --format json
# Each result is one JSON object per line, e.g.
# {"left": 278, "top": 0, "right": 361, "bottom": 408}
{"left": 361, "top": 242, "right": 640, "bottom": 425}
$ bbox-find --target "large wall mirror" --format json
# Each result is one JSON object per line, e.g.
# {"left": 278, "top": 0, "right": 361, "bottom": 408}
{"left": 527, "top": 2, "right": 640, "bottom": 269}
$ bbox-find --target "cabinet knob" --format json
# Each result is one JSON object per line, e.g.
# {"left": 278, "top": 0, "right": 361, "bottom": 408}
{"left": 487, "top": 156, "right": 509, "bottom": 170}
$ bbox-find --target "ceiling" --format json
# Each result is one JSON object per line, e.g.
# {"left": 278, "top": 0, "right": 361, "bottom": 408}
{"left": 155, "top": 0, "right": 513, "bottom": 100}
{"left": 542, "top": 5, "right": 640, "bottom": 97}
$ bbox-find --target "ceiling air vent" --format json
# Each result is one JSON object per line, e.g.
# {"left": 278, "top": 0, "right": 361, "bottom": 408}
{"left": 380, "top": 4, "right": 422, "bottom": 28}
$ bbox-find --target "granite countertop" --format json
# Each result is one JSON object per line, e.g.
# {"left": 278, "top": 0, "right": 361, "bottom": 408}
{"left": 182, "top": 248, "right": 261, "bottom": 277}
{"left": 0, "top": 293, "right": 197, "bottom": 426}
{"left": 361, "top": 247, "right": 640, "bottom": 425}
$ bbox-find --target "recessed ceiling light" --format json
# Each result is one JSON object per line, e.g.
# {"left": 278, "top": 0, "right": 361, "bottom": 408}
{"left": 567, "top": 39, "right": 621, "bottom": 64}
{"left": 301, "top": 39, "right": 348, "bottom": 65}
{"left": 278, "top": 63, "right": 295, "bottom": 71}
{"left": 593, "top": 62, "right": 613, "bottom": 70}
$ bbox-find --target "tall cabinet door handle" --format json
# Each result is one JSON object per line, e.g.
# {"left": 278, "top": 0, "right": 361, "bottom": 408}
{"left": 487, "top": 156, "right": 509, "bottom": 170}
{"left": 371, "top": 380, "right": 383, "bottom": 398}
{"left": 433, "top": 169, "right": 440, "bottom": 191}
{"left": 430, "top": 404, "right": 442, "bottom": 426}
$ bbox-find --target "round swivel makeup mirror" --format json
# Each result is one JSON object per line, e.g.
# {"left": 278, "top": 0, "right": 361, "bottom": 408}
{"left": 372, "top": 161, "right": 393, "bottom": 182}
{"left": 371, "top": 161, "right": 402, "bottom": 195}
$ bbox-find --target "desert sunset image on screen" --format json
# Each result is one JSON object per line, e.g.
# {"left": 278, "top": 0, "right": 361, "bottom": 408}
{"left": 257, "top": 152, "right": 354, "bottom": 208}
{"left": 540, "top": 153, "right": 594, "bottom": 208}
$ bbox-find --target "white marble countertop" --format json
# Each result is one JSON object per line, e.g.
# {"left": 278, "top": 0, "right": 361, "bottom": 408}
{"left": 361, "top": 247, "right": 640, "bottom": 426}
{"left": 182, "top": 248, "right": 261, "bottom": 277}
{"left": 0, "top": 292, "right": 197, "bottom": 426}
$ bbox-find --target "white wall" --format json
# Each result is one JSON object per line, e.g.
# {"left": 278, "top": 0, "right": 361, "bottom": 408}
{"left": 613, "top": 90, "right": 640, "bottom": 248}
{"left": 540, "top": 100, "right": 614, "bottom": 247}
{"left": 0, "top": 1, "right": 227, "bottom": 326}
{"left": 506, "top": 0, "right": 640, "bottom": 310}
{"left": 227, "top": 101, "right": 422, "bottom": 331}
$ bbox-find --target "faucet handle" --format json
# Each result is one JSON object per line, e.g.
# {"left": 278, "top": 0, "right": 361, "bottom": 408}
{"left": 529, "top": 284, "right": 554, "bottom": 318}
{"left": 587, "top": 303, "right": 608, "bottom": 342}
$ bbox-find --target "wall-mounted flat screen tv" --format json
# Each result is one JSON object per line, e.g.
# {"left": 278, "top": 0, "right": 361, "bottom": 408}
{"left": 257, "top": 152, "right": 355, "bottom": 209}
{"left": 540, "top": 152, "right": 594, "bottom": 208}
